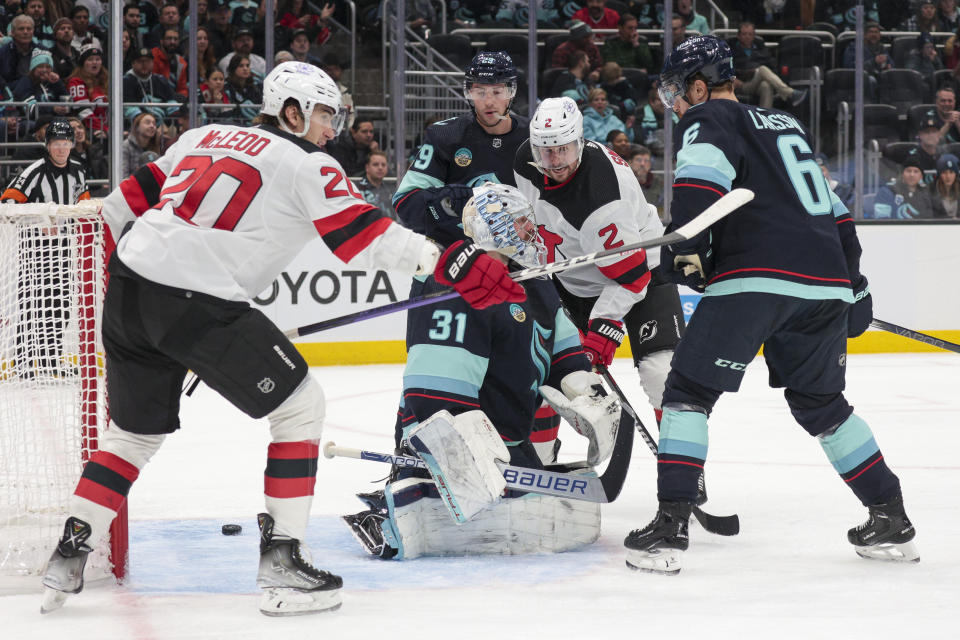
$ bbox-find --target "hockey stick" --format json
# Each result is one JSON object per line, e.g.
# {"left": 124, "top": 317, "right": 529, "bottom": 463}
{"left": 323, "top": 405, "right": 635, "bottom": 504}
{"left": 869, "top": 319, "right": 960, "bottom": 355}
{"left": 184, "top": 188, "right": 753, "bottom": 395}
{"left": 596, "top": 364, "right": 740, "bottom": 536}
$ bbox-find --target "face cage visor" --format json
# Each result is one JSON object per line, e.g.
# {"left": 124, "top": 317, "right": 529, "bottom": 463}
{"left": 465, "top": 189, "right": 546, "bottom": 268}
{"left": 658, "top": 75, "right": 687, "bottom": 111}
{"left": 530, "top": 138, "right": 585, "bottom": 176}
{"left": 463, "top": 80, "right": 518, "bottom": 103}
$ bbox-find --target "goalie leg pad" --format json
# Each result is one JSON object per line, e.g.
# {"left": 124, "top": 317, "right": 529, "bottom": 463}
{"left": 407, "top": 410, "right": 510, "bottom": 523}
{"left": 383, "top": 474, "right": 601, "bottom": 559}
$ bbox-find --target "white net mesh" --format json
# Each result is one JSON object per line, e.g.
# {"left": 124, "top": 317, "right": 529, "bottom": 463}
{"left": 0, "top": 201, "right": 115, "bottom": 586}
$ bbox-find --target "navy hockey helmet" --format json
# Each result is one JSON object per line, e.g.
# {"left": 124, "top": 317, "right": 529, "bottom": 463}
{"left": 463, "top": 51, "right": 518, "bottom": 101}
{"left": 45, "top": 119, "right": 75, "bottom": 145}
{"left": 658, "top": 35, "right": 736, "bottom": 110}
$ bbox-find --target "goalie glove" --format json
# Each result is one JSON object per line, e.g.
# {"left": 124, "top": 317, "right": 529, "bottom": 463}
{"left": 539, "top": 371, "right": 621, "bottom": 466}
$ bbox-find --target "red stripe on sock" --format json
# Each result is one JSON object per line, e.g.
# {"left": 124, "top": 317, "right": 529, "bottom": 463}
{"left": 267, "top": 441, "right": 320, "bottom": 460}
{"left": 75, "top": 477, "right": 127, "bottom": 511}
{"left": 535, "top": 406, "right": 558, "bottom": 418}
{"left": 530, "top": 426, "right": 560, "bottom": 443}
{"left": 657, "top": 459, "right": 704, "bottom": 470}
{"left": 90, "top": 451, "right": 141, "bottom": 483}
{"left": 844, "top": 455, "right": 884, "bottom": 482}
{"left": 264, "top": 476, "right": 317, "bottom": 499}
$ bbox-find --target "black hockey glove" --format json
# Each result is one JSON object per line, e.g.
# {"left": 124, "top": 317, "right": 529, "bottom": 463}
{"left": 422, "top": 185, "right": 475, "bottom": 246}
{"left": 847, "top": 275, "right": 873, "bottom": 338}
{"left": 660, "top": 241, "right": 714, "bottom": 293}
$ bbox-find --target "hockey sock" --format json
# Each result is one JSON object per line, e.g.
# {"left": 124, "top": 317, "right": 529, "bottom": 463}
{"left": 264, "top": 440, "right": 319, "bottom": 540}
{"left": 68, "top": 450, "right": 140, "bottom": 542}
{"left": 818, "top": 414, "right": 901, "bottom": 506}
{"left": 656, "top": 408, "right": 708, "bottom": 502}
{"left": 531, "top": 404, "right": 561, "bottom": 464}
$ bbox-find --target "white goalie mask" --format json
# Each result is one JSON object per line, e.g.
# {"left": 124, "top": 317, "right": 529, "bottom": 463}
{"left": 262, "top": 61, "right": 347, "bottom": 137}
{"left": 462, "top": 182, "right": 546, "bottom": 269}
{"left": 529, "top": 97, "right": 585, "bottom": 176}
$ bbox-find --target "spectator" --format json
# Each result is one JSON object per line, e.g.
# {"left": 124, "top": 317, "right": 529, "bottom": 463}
{"left": 931, "top": 87, "right": 960, "bottom": 142}
{"left": 50, "top": 18, "right": 78, "bottom": 79}
{"left": 352, "top": 150, "right": 396, "bottom": 219}
{"left": 629, "top": 0, "right": 664, "bottom": 30}
{"left": 0, "top": 15, "right": 40, "bottom": 84}
{"left": 600, "top": 61, "right": 639, "bottom": 116}
{"left": 676, "top": 0, "right": 709, "bottom": 35}
{"left": 274, "top": 50, "right": 294, "bottom": 64}
{"left": 152, "top": 27, "right": 188, "bottom": 97}
{"left": 288, "top": 28, "right": 323, "bottom": 67}
{"left": 195, "top": 26, "right": 218, "bottom": 81}
{"left": 671, "top": 14, "right": 689, "bottom": 47}
{"left": 818, "top": 0, "right": 880, "bottom": 31}
{"left": 406, "top": 0, "right": 438, "bottom": 36}
{"left": 606, "top": 129, "right": 632, "bottom": 158}
{"left": 12, "top": 50, "right": 70, "bottom": 122}
{"left": 122, "top": 28, "right": 137, "bottom": 72}
{"left": 933, "top": 153, "right": 960, "bottom": 217}
{"left": 23, "top": 0, "right": 54, "bottom": 50}
{"left": 638, "top": 85, "right": 677, "bottom": 154}
{"left": 326, "top": 117, "right": 378, "bottom": 176}
{"left": 219, "top": 27, "right": 266, "bottom": 80}
{"left": 122, "top": 46, "right": 178, "bottom": 122}
{"left": 138, "top": 0, "right": 164, "bottom": 35}
{"left": 873, "top": 158, "right": 937, "bottom": 219}
{"left": 145, "top": 2, "right": 182, "bottom": 50}
{"left": 550, "top": 49, "right": 591, "bottom": 105}
{"left": 200, "top": 67, "right": 231, "bottom": 122}
{"left": 582, "top": 87, "right": 633, "bottom": 143}
{"left": 731, "top": 21, "right": 807, "bottom": 109}
{"left": 906, "top": 32, "right": 945, "bottom": 86}
{"left": 67, "top": 44, "right": 109, "bottom": 139}
{"left": 183, "top": 0, "right": 209, "bottom": 31}
{"left": 814, "top": 153, "right": 854, "bottom": 208}
{"left": 162, "top": 103, "right": 192, "bottom": 149}
{"left": 279, "top": 0, "right": 336, "bottom": 47}
{"left": 70, "top": 4, "right": 104, "bottom": 51}
{"left": 320, "top": 53, "right": 354, "bottom": 128}
{"left": 124, "top": 3, "right": 145, "bottom": 50}
{"left": 222, "top": 54, "right": 262, "bottom": 124}
{"left": 230, "top": 0, "right": 260, "bottom": 29}
{"left": 909, "top": 114, "right": 944, "bottom": 185}
{"left": 902, "top": 1, "right": 940, "bottom": 31}
{"left": 552, "top": 21, "right": 603, "bottom": 83}
{"left": 601, "top": 13, "right": 654, "bottom": 74}
{"left": 572, "top": 0, "right": 620, "bottom": 31}
{"left": 67, "top": 115, "right": 106, "bottom": 191}
{"left": 841, "top": 21, "right": 890, "bottom": 99}
{"left": 941, "top": 0, "right": 960, "bottom": 31}
{"left": 627, "top": 144, "right": 664, "bottom": 219}
{"left": 120, "top": 111, "right": 163, "bottom": 178}
{"left": 204, "top": 0, "right": 233, "bottom": 59}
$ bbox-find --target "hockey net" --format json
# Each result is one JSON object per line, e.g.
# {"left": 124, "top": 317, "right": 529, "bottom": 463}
{"left": 0, "top": 200, "right": 126, "bottom": 590}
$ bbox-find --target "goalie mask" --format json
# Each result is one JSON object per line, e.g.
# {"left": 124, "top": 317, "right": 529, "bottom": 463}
{"left": 462, "top": 182, "right": 546, "bottom": 269}
{"left": 529, "top": 97, "right": 585, "bottom": 177}
{"left": 262, "top": 61, "right": 347, "bottom": 137}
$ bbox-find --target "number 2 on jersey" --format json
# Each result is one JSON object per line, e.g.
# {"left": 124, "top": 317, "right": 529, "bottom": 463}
{"left": 776, "top": 134, "right": 832, "bottom": 215}
{"left": 157, "top": 155, "right": 263, "bottom": 231}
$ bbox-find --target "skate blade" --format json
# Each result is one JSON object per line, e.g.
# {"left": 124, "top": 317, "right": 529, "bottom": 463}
{"left": 624, "top": 548, "right": 683, "bottom": 575}
{"left": 40, "top": 587, "right": 69, "bottom": 614}
{"left": 259, "top": 587, "right": 342, "bottom": 616}
{"left": 854, "top": 540, "right": 920, "bottom": 563}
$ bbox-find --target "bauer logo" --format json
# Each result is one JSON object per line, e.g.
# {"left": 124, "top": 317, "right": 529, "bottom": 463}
{"left": 257, "top": 378, "right": 276, "bottom": 393}
{"left": 510, "top": 304, "right": 526, "bottom": 322}
{"left": 454, "top": 148, "right": 473, "bottom": 167}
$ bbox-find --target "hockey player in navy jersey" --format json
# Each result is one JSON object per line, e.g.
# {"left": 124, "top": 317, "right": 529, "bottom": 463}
{"left": 624, "top": 36, "right": 918, "bottom": 574}
{"left": 344, "top": 183, "right": 622, "bottom": 559}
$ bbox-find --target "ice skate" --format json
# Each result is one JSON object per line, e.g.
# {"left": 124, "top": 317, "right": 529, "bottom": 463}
{"left": 256, "top": 513, "right": 343, "bottom": 616}
{"left": 848, "top": 495, "right": 919, "bottom": 563}
{"left": 40, "top": 517, "right": 92, "bottom": 614}
{"left": 624, "top": 501, "right": 692, "bottom": 575}
{"left": 343, "top": 509, "right": 398, "bottom": 559}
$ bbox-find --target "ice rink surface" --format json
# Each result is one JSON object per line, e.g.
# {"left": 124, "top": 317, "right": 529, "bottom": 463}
{"left": 2, "top": 353, "right": 957, "bottom": 640}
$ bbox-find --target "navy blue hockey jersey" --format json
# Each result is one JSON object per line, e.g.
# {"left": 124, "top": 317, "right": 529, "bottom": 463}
{"left": 668, "top": 99, "right": 862, "bottom": 302}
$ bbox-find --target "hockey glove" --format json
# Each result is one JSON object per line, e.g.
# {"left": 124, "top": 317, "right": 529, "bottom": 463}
{"left": 848, "top": 275, "right": 873, "bottom": 338}
{"left": 422, "top": 185, "right": 475, "bottom": 246}
{"left": 661, "top": 238, "right": 713, "bottom": 292}
{"left": 539, "top": 371, "right": 620, "bottom": 466}
{"left": 581, "top": 318, "right": 625, "bottom": 366}
{"left": 434, "top": 240, "right": 526, "bottom": 309}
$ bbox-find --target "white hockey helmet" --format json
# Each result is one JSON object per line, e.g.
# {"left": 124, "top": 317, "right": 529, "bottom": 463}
{"left": 462, "top": 182, "right": 546, "bottom": 268}
{"left": 529, "top": 97, "right": 585, "bottom": 175}
{"left": 262, "top": 61, "right": 347, "bottom": 137}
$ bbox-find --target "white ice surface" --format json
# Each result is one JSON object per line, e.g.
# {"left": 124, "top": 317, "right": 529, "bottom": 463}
{"left": 3, "top": 353, "right": 958, "bottom": 639}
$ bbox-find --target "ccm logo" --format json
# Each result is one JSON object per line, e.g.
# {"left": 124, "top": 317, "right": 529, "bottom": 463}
{"left": 714, "top": 358, "right": 746, "bottom": 370}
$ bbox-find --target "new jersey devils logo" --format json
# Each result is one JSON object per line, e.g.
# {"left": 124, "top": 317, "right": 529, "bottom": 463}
{"left": 638, "top": 320, "right": 658, "bottom": 343}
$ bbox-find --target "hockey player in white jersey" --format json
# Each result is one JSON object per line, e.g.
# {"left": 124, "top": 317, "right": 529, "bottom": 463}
{"left": 514, "top": 96, "right": 684, "bottom": 423}
{"left": 39, "top": 62, "right": 525, "bottom": 617}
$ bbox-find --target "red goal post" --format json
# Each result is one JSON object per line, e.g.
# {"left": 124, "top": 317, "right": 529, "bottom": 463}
{"left": 0, "top": 199, "right": 126, "bottom": 589}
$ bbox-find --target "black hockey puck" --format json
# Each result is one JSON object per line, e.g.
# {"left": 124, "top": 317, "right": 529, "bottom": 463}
{"left": 221, "top": 524, "right": 242, "bottom": 536}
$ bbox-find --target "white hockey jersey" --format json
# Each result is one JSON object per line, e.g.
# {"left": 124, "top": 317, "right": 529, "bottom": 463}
{"left": 102, "top": 123, "right": 429, "bottom": 301}
{"left": 514, "top": 140, "right": 663, "bottom": 320}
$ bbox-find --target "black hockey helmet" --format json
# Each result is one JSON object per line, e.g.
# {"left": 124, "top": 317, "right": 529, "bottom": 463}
{"left": 45, "top": 119, "right": 75, "bottom": 145}
{"left": 463, "top": 50, "right": 517, "bottom": 94}
{"left": 658, "top": 35, "right": 735, "bottom": 110}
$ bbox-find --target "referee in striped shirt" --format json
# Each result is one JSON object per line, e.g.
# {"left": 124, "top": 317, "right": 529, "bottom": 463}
{"left": 3, "top": 119, "right": 90, "bottom": 377}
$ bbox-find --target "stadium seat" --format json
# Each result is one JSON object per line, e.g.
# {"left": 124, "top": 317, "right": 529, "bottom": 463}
{"left": 823, "top": 68, "right": 870, "bottom": 116}
{"left": 540, "top": 67, "right": 566, "bottom": 97}
{"left": 605, "top": 0, "right": 629, "bottom": 17}
{"left": 620, "top": 67, "right": 651, "bottom": 96}
{"left": 777, "top": 35, "right": 825, "bottom": 80}
{"left": 486, "top": 33, "right": 530, "bottom": 69}
{"left": 877, "top": 69, "right": 929, "bottom": 115}
{"left": 541, "top": 34, "right": 570, "bottom": 71}
{"left": 882, "top": 141, "right": 918, "bottom": 167}
{"left": 932, "top": 68, "right": 957, "bottom": 93}
{"left": 862, "top": 103, "right": 901, "bottom": 147}
{"left": 426, "top": 34, "right": 474, "bottom": 68}
{"left": 890, "top": 36, "right": 917, "bottom": 69}
{"left": 906, "top": 104, "right": 937, "bottom": 138}
{"left": 805, "top": 22, "right": 839, "bottom": 37}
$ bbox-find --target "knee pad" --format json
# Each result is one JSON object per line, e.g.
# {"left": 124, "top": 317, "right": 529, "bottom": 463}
{"left": 268, "top": 374, "right": 325, "bottom": 442}
{"left": 99, "top": 420, "right": 165, "bottom": 469}
{"left": 635, "top": 349, "right": 673, "bottom": 410}
{"left": 784, "top": 389, "right": 853, "bottom": 437}
{"left": 662, "top": 369, "right": 721, "bottom": 415}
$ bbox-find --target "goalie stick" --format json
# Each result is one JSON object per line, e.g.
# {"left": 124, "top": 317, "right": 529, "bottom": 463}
{"left": 184, "top": 188, "right": 753, "bottom": 395}
{"left": 323, "top": 404, "right": 635, "bottom": 504}
{"left": 596, "top": 364, "right": 740, "bottom": 537}
{"left": 869, "top": 319, "right": 960, "bottom": 355}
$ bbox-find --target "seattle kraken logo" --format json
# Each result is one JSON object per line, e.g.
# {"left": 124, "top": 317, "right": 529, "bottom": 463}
{"left": 529, "top": 321, "right": 553, "bottom": 391}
